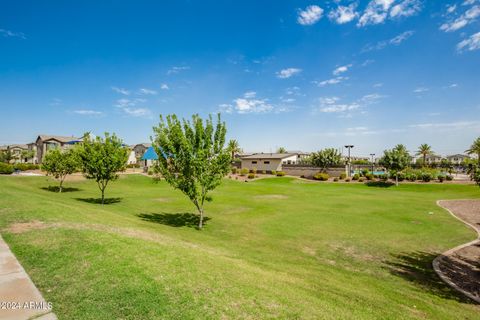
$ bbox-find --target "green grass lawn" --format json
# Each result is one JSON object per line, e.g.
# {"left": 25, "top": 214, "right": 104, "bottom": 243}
{"left": 0, "top": 175, "right": 479, "bottom": 319}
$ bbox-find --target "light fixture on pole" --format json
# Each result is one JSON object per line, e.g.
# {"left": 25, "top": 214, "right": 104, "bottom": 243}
{"left": 344, "top": 145, "right": 354, "bottom": 177}
{"left": 370, "top": 153, "right": 375, "bottom": 173}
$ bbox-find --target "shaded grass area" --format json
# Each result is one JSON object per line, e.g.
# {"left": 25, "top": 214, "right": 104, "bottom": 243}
{"left": 0, "top": 175, "right": 479, "bottom": 319}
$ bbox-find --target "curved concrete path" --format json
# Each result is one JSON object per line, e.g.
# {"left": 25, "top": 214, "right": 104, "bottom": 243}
{"left": 433, "top": 200, "right": 480, "bottom": 303}
{"left": 0, "top": 235, "right": 56, "bottom": 320}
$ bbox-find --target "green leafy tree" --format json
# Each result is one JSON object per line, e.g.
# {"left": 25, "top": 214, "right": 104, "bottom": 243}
{"left": 379, "top": 145, "right": 410, "bottom": 186}
{"left": 465, "top": 136, "right": 480, "bottom": 165}
{"left": 77, "top": 133, "right": 128, "bottom": 204}
{"left": 0, "top": 150, "right": 13, "bottom": 164}
{"left": 277, "top": 147, "right": 287, "bottom": 154}
{"left": 416, "top": 144, "right": 433, "bottom": 167}
{"left": 309, "top": 148, "right": 342, "bottom": 172}
{"left": 41, "top": 149, "right": 79, "bottom": 192}
{"left": 227, "top": 139, "right": 242, "bottom": 160}
{"left": 471, "top": 166, "right": 480, "bottom": 188}
{"left": 152, "top": 114, "right": 231, "bottom": 229}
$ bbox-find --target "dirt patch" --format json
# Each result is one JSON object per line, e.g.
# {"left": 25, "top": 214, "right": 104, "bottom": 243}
{"left": 153, "top": 198, "right": 171, "bottom": 203}
{"left": 254, "top": 194, "right": 288, "bottom": 200}
{"left": 435, "top": 200, "right": 480, "bottom": 302}
{"left": 6, "top": 220, "right": 49, "bottom": 234}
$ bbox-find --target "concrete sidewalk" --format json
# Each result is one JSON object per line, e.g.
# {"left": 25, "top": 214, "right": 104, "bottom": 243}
{"left": 0, "top": 235, "right": 56, "bottom": 320}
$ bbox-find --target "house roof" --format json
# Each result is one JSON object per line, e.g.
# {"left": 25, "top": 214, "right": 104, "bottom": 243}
{"left": 37, "top": 135, "right": 80, "bottom": 143}
{"left": 8, "top": 144, "right": 28, "bottom": 150}
{"left": 141, "top": 146, "right": 158, "bottom": 160}
{"left": 135, "top": 143, "right": 152, "bottom": 148}
{"left": 446, "top": 154, "right": 469, "bottom": 158}
{"left": 241, "top": 153, "right": 296, "bottom": 160}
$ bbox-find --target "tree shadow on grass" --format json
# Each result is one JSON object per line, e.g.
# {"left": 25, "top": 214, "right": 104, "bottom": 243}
{"left": 41, "top": 186, "right": 81, "bottom": 193}
{"left": 365, "top": 181, "right": 395, "bottom": 188}
{"left": 384, "top": 251, "right": 473, "bottom": 303}
{"left": 75, "top": 197, "right": 122, "bottom": 205}
{"left": 137, "top": 212, "right": 210, "bottom": 228}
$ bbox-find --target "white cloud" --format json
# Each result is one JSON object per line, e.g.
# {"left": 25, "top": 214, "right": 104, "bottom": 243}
{"left": 276, "top": 68, "right": 302, "bottom": 79}
{"left": 373, "top": 83, "right": 383, "bottom": 88}
{"left": 413, "top": 87, "right": 429, "bottom": 93}
{"left": 0, "top": 28, "right": 26, "bottom": 39}
{"left": 447, "top": 4, "right": 457, "bottom": 14}
{"left": 123, "top": 108, "right": 151, "bottom": 117}
{"left": 316, "top": 93, "right": 383, "bottom": 114}
{"left": 409, "top": 120, "right": 480, "bottom": 130}
{"left": 49, "top": 98, "right": 62, "bottom": 106}
{"left": 111, "top": 86, "right": 130, "bottom": 95}
{"left": 361, "top": 30, "right": 414, "bottom": 52}
{"left": 297, "top": 5, "right": 324, "bottom": 25}
{"left": 361, "top": 59, "right": 375, "bottom": 66}
{"left": 138, "top": 88, "right": 158, "bottom": 95}
{"left": 315, "top": 76, "right": 348, "bottom": 87}
{"left": 333, "top": 64, "right": 352, "bottom": 75}
{"left": 440, "top": 5, "right": 480, "bottom": 32}
{"left": 233, "top": 98, "right": 273, "bottom": 114}
{"left": 448, "top": 83, "right": 459, "bottom": 88}
{"left": 167, "top": 66, "right": 190, "bottom": 75}
{"left": 73, "top": 109, "right": 103, "bottom": 116}
{"left": 160, "top": 83, "right": 169, "bottom": 90}
{"left": 389, "top": 30, "right": 415, "bottom": 44}
{"left": 328, "top": 4, "right": 358, "bottom": 24}
{"left": 244, "top": 91, "right": 256, "bottom": 98}
{"left": 357, "top": 0, "right": 421, "bottom": 27}
{"left": 457, "top": 31, "right": 480, "bottom": 52}
{"left": 390, "top": 0, "right": 422, "bottom": 18}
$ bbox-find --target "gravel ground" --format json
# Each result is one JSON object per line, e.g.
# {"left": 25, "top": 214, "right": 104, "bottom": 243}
{"left": 437, "top": 200, "right": 480, "bottom": 301}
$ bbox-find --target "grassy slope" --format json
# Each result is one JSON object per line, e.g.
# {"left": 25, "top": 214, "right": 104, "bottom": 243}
{"left": 0, "top": 175, "right": 479, "bottom": 319}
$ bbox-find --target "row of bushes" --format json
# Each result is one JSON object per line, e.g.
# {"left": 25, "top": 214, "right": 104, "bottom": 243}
{"left": 232, "top": 167, "right": 285, "bottom": 177}
{"left": 0, "top": 163, "right": 40, "bottom": 174}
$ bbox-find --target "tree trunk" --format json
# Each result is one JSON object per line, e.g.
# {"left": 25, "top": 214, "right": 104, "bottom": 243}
{"left": 396, "top": 174, "right": 399, "bottom": 187}
{"left": 198, "top": 207, "right": 204, "bottom": 229}
{"left": 59, "top": 177, "right": 64, "bottom": 193}
{"left": 101, "top": 188, "right": 105, "bottom": 205}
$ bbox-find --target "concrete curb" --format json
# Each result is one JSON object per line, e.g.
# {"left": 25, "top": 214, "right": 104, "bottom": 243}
{"left": 0, "top": 234, "right": 57, "bottom": 320}
{"left": 432, "top": 200, "right": 480, "bottom": 304}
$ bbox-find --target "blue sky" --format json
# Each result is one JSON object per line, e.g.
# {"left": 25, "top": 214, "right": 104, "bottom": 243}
{"left": 1, "top": 0, "right": 479, "bottom": 156}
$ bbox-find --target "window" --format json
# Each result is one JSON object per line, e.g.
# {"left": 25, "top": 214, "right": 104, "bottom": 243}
{"left": 252, "top": 161, "right": 257, "bottom": 164}
{"left": 264, "top": 161, "right": 270, "bottom": 164}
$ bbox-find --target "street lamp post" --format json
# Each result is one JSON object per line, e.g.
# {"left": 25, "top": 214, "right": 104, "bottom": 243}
{"left": 370, "top": 153, "right": 375, "bottom": 173}
{"left": 344, "top": 145, "right": 354, "bottom": 177}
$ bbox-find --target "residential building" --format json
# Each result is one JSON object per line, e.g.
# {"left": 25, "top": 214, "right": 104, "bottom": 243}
{"left": 240, "top": 153, "right": 299, "bottom": 172}
{"left": 133, "top": 143, "right": 151, "bottom": 160}
{"left": 446, "top": 154, "right": 470, "bottom": 165}
{"left": 141, "top": 146, "right": 158, "bottom": 169}
{"left": 35, "top": 135, "right": 81, "bottom": 164}
{"left": 7, "top": 144, "right": 28, "bottom": 163}
{"left": 424, "top": 154, "right": 443, "bottom": 165}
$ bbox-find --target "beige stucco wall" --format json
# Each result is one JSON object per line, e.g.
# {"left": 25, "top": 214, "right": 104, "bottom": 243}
{"left": 241, "top": 159, "right": 283, "bottom": 172}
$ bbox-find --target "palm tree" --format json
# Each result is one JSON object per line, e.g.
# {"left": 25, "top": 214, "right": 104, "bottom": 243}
{"left": 277, "top": 147, "right": 287, "bottom": 154}
{"left": 416, "top": 144, "right": 433, "bottom": 167}
{"left": 227, "top": 139, "right": 241, "bottom": 160}
{"left": 466, "top": 137, "right": 480, "bottom": 165}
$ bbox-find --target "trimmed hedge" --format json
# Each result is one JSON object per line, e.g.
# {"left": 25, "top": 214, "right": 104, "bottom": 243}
{"left": 313, "top": 173, "right": 329, "bottom": 181}
{"left": 0, "top": 163, "right": 14, "bottom": 174}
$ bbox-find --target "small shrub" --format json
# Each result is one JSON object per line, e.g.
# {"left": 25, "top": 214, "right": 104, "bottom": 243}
{"left": 231, "top": 167, "right": 237, "bottom": 174}
{"left": 421, "top": 172, "right": 432, "bottom": 182}
{"left": 406, "top": 173, "right": 417, "bottom": 182}
{"left": 345, "top": 178, "right": 351, "bottom": 182}
{"left": 250, "top": 167, "right": 257, "bottom": 175}
{"left": 147, "top": 169, "right": 154, "bottom": 176}
{"left": 352, "top": 173, "right": 360, "bottom": 181}
{"left": 276, "top": 171, "right": 285, "bottom": 177}
{"left": 313, "top": 173, "right": 329, "bottom": 181}
{"left": 379, "top": 174, "right": 388, "bottom": 181}
{"left": 438, "top": 176, "right": 445, "bottom": 183}
{"left": 358, "top": 177, "right": 365, "bottom": 182}
{"left": 361, "top": 169, "right": 369, "bottom": 177}
{"left": 13, "top": 163, "right": 39, "bottom": 171}
{"left": 247, "top": 173, "right": 255, "bottom": 179}
{"left": 333, "top": 177, "right": 339, "bottom": 182}
{"left": 271, "top": 170, "right": 277, "bottom": 176}
{"left": 365, "top": 173, "right": 374, "bottom": 181}
{"left": 258, "top": 170, "right": 265, "bottom": 174}
{"left": 240, "top": 168, "right": 249, "bottom": 176}
{"left": 339, "top": 173, "right": 346, "bottom": 180}
{"left": 0, "top": 163, "right": 14, "bottom": 174}
{"left": 446, "top": 175, "right": 453, "bottom": 181}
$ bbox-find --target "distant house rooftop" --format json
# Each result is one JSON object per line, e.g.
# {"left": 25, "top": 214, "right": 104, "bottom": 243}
{"left": 135, "top": 143, "right": 152, "bottom": 148}
{"left": 241, "top": 153, "right": 296, "bottom": 160}
{"left": 37, "top": 135, "right": 81, "bottom": 143}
